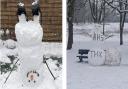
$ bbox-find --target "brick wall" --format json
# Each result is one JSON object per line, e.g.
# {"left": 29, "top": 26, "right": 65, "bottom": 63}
{"left": 0, "top": 0, "right": 62, "bottom": 42}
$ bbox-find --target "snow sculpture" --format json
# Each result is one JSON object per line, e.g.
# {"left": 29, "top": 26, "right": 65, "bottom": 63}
{"left": 88, "top": 48, "right": 105, "bottom": 66}
{"left": 15, "top": 2, "right": 44, "bottom": 87}
{"left": 90, "top": 25, "right": 104, "bottom": 41}
{"left": 92, "top": 32, "right": 104, "bottom": 41}
{"left": 105, "top": 48, "right": 121, "bottom": 66}
{"left": 15, "top": 2, "right": 57, "bottom": 89}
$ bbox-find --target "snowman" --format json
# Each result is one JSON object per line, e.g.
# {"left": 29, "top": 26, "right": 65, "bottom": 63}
{"left": 15, "top": 1, "right": 57, "bottom": 89}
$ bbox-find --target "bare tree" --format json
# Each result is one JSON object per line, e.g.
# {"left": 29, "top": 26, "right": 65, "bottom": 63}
{"left": 88, "top": 0, "right": 105, "bottom": 23}
{"left": 67, "top": 0, "right": 75, "bottom": 50}
{"left": 105, "top": 0, "right": 128, "bottom": 45}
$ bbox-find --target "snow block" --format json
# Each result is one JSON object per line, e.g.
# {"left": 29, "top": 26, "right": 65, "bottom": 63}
{"left": 88, "top": 49, "right": 105, "bottom": 66}
{"left": 105, "top": 48, "right": 121, "bottom": 66}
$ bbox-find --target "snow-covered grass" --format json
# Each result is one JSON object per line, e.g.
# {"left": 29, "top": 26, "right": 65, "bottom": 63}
{"left": 0, "top": 40, "right": 62, "bottom": 89}
{"left": 67, "top": 23, "right": 128, "bottom": 89}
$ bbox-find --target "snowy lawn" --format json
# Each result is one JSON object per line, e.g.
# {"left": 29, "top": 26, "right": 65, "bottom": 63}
{"left": 67, "top": 23, "right": 128, "bottom": 89}
{"left": 0, "top": 41, "right": 62, "bottom": 89}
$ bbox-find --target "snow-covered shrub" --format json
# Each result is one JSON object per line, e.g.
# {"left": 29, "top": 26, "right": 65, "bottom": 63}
{"left": 88, "top": 48, "right": 105, "bottom": 66}
{"left": 105, "top": 48, "right": 121, "bottom": 66}
{"left": 4, "top": 39, "right": 17, "bottom": 49}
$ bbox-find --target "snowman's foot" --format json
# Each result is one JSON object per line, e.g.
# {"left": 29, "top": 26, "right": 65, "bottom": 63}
{"left": 27, "top": 70, "right": 40, "bottom": 83}
{"left": 32, "top": 1, "right": 40, "bottom": 16}
{"left": 17, "top": 2, "right": 26, "bottom": 15}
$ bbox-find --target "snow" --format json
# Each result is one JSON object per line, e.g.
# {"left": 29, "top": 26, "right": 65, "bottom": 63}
{"left": 0, "top": 13, "right": 62, "bottom": 89}
{"left": 14, "top": 14, "right": 61, "bottom": 89}
{"left": 0, "top": 41, "right": 62, "bottom": 89}
{"left": 32, "top": 0, "right": 39, "bottom": 5}
{"left": 15, "top": 21, "right": 43, "bottom": 46}
{"left": 88, "top": 49, "right": 105, "bottom": 66}
{"left": 67, "top": 23, "right": 128, "bottom": 89}
{"left": 105, "top": 48, "right": 121, "bottom": 65}
{"left": 0, "top": 51, "right": 11, "bottom": 63}
{"left": 18, "top": 2, "right": 24, "bottom": 7}
{"left": 4, "top": 39, "right": 16, "bottom": 49}
{"left": 0, "top": 39, "right": 4, "bottom": 47}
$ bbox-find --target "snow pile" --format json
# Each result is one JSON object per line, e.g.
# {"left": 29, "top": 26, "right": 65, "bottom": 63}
{"left": 88, "top": 48, "right": 105, "bottom": 66}
{"left": 105, "top": 48, "right": 121, "bottom": 66}
{"left": 0, "top": 51, "right": 11, "bottom": 63}
{"left": 42, "top": 43, "right": 62, "bottom": 57}
{"left": 4, "top": 39, "right": 16, "bottom": 49}
{"left": 0, "top": 39, "right": 4, "bottom": 47}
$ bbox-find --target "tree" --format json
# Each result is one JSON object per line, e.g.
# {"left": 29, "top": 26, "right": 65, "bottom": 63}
{"left": 88, "top": 0, "right": 105, "bottom": 23}
{"left": 67, "top": 0, "right": 75, "bottom": 50}
{"left": 105, "top": 0, "right": 128, "bottom": 45}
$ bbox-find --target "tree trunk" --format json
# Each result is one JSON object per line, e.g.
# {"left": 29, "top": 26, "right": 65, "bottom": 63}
{"left": 67, "top": 0, "right": 75, "bottom": 50}
{"left": 67, "top": 20, "right": 73, "bottom": 49}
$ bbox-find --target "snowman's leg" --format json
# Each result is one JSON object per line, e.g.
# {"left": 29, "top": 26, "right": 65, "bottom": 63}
{"left": 32, "top": 0, "right": 41, "bottom": 23}
{"left": 17, "top": 2, "right": 27, "bottom": 22}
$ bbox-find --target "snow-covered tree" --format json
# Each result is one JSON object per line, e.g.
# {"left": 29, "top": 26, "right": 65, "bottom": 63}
{"left": 105, "top": 0, "right": 128, "bottom": 45}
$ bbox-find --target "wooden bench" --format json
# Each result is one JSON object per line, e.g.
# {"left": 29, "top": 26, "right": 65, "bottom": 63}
{"left": 77, "top": 49, "right": 90, "bottom": 62}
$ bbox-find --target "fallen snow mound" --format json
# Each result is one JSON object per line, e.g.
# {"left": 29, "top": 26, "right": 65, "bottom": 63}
{"left": 0, "top": 50, "right": 11, "bottom": 63}
{"left": 105, "top": 48, "right": 121, "bottom": 66}
{"left": 0, "top": 39, "right": 4, "bottom": 47}
{"left": 4, "top": 39, "right": 17, "bottom": 49}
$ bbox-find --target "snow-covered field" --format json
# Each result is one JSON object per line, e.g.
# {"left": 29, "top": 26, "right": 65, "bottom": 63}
{"left": 67, "top": 23, "right": 128, "bottom": 89}
{"left": 0, "top": 40, "right": 62, "bottom": 89}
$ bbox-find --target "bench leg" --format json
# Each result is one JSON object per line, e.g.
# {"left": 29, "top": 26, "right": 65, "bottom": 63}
{"left": 79, "top": 58, "right": 83, "bottom": 62}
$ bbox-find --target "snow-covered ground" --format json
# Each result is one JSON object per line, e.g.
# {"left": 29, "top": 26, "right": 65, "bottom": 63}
{"left": 67, "top": 23, "right": 128, "bottom": 89}
{"left": 0, "top": 40, "right": 62, "bottom": 89}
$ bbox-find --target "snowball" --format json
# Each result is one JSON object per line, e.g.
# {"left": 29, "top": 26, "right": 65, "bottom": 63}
{"left": 0, "top": 51, "right": 11, "bottom": 63}
{"left": 18, "top": 2, "right": 24, "bottom": 7}
{"left": 15, "top": 21, "right": 43, "bottom": 47}
{"left": 88, "top": 48, "right": 105, "bottom": 66}
{"left": 4, "top": 39, "right": 17, "bottom": 49}
{"left": 105, "top": 48, "right": 121, "bottom": 66}
{"left": 32, "top": 0, "right": 38, "bottom": 5}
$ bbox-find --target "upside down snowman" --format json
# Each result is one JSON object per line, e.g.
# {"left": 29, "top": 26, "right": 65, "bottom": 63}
{"left": 15, "top": 1, "right": 57, "bottom": 89}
